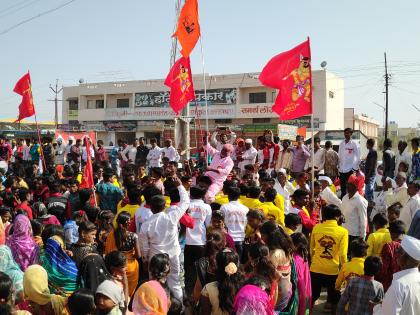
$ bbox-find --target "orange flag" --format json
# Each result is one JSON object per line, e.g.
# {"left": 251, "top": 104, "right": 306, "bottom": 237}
{"left": 13, "top": 72, "right": 36, "bottom": 121}
{"left": 173, "top": 0, "right": 201, "bottom": 57}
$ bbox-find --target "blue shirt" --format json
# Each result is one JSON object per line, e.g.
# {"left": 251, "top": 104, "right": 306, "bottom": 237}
{"left": 95, "top": 182, "right": 123, "bottom": 213}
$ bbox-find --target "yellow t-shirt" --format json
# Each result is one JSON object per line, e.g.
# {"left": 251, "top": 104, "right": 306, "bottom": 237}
{"left": 113, "top": 203, "right": 140, "bottom": 228}
{"left": 260, "top": 202, "right": 284, "bottom": 226}
{"left": 335, "top": 257, "right": 365, "bottom": 290}
{"left": 214, "top": 194, "right": 229, "bottom": 205}
{"left": 367, "top": 227, "right": 392, "bottom": 256}
{"left": 241, "top": 197, "right": 263, "bottom": 210}
{"left": 274, "top": 193, "right": 285, "bottom": 212}
{"left": 310, "top": 220, "right": 348, "bottom": 275}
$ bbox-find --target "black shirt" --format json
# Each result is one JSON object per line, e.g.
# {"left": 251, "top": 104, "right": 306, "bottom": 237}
{"left": 365, "top": 149, "right": 378, "bottom": 178}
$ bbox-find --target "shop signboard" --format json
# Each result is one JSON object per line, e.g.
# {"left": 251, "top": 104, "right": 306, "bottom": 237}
{"left": 134, "top": 88, "right": 237, "bottom": 107}
{"left": 278, "top": 124, "right": 298, "bottom": 140}
{"left": 103, "top": 121, "right": 137, "bottom": 132}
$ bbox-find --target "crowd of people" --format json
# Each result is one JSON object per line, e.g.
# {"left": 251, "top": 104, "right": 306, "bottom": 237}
{"left": 0, "top": 127, "right": 419, "bottom": 315}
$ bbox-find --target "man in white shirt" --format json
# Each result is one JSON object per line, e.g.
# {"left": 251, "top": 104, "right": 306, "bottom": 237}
{"left": 134, "top": 186, "right": 162, "bottom": 235}
{"left": 210, "top": 128, "right": 237, "bottom": 151}
{"left": 54, "top": 138, "right": 66, "bottom": 166}
{"left": 274, "top": 168, "right": 295, "bottom": 214}
{"left": 305, "top": 137, "right": 326, "bottom": 175}
{"left": 237, "top": 139, "right": 257, "bottom": 174}
{"left": 184, "top": 186, "right": 212, "bottom": 295}
{"left": 220, "top": 187, "right": 249, "bottom": 260}
{"left": 374, "top": 235, "right": 420, "bottom": 315}
{"left": 122, "top": 139, "right": 138, "bottom": 165}
{"left": 162, "top": 139, "right": 180, "bottom": 162}
{"left": 319, "top": 175, "right": 342, "bottom": 208}
{"left": 385, "top": 172, "right": 409, "bottom": 208}
{"left": 341, "top": 175, "right": 368, "bottom": 242}
{"left": 395, "top": 140, "right": 412, "bottom": 177}
{"left": 82, "top": 139, "right": 95, "bottom": 164}
{"left": 276, "top": 139, "right": 294, "bottom": 172}
{"left": 399, "top": 182, "right": 420, "bottom": 228}
{"left": 338, "top": 128, "right": 361, "bottom": 197}
{"left": 65, "top": 136, "right": 75, "bottom": 164}
{"left": 146, "top": 138, "right": 163, "bottom": 170}
{"left": 139, "top": 178, "right": 189, "bottom": 301}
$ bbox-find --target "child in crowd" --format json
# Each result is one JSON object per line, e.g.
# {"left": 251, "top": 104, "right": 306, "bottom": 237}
{"left": 260, "top": 188, "right": 285, "bottom": 226}
{"left": 95, "top": 280, "right": 126, "bottom": 315}
{"left": 284, "top": 213, "right": 302, "bottom": 235}
{"left": 367, "top": 213, "right": 391, "bottom": 256}
{"left": 30, "top": 219, "right": 44, "bottom": 247}
{"left": 337, "top": 256, "right": 384, "bottom": 314}
{"left": 291, "top": 232, "right": 312, "bottom": 315}
{"left": 335, "top": 239, "right": 368, "bottom": 290}
{"left": 209, "top": 210, "right": 235, "bottom": 250}
{"left": 64, "top": 210, "right": 88, "bottom": 249}
{"left": 387, "top": 202, "right": 402, "bottom": 224}
{"left": 242, "top": 186, "right": 263, "bottom": 209}
{"left": 376, "top": 220, "right": 406, "bottom": 291}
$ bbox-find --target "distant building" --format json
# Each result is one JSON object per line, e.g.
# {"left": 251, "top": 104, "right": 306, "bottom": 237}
{"left": 379, "top": 121, "right": 420, "bottom": 140}
{"left": 62, "top": 71, "right": 345, "bottom": 145}
{"left": 344, "top": 108, "right": 379, "bottom": 140}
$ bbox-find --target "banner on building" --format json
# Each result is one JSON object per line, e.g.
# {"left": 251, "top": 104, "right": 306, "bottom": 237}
{"left": 134, "top": 88, "right": 237, "bottom": 107}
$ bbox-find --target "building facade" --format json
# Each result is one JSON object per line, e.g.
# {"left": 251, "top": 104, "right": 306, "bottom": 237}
{"left": 62, "top": 71, "right": 344, "bottom": 145}
{"left": 344, "top": 108, "right": 379, "bottom": 140}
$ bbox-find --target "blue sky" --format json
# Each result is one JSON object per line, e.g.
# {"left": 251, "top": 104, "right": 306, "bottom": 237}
{"left": 0, "top": 0, "right": 419, "bottom": 127}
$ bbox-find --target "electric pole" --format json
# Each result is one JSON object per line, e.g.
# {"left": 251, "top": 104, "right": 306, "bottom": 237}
{"left": 384, "top": 52, "right": 389, "bottom": 139}
{"left": 49, "top": 79, "right": 63, "bottom": 129}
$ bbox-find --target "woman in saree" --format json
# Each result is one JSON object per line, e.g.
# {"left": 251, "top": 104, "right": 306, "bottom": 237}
{"left": 6, "top": 214, "right": 39, "bottom": 271}
{"left": 23, "top": 264, "right": 68, "bottom": 315}
{"left": 40, "top": 235, "right": 78, "bottom": 294}
{"left": 260, "top": 221, "right": 298, "bottom": 315}
{"left": 0, "top": 245, "right": 25, "bottom": 301}
{"left": 105, "top": 211, "right": 140, "bottom": 297}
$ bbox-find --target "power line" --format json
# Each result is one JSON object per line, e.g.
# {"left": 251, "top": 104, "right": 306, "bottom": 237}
{"left": 0, "top": 0, "right": 41, "bottom": 19}
{"left": 0, "top": 0, "right": 30, "bottom": 15}
{"left": 0, "top": 0, "right": 77, "bottom": 36}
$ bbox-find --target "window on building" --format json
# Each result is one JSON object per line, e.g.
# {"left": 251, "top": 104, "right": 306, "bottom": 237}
{"left": 96, "top": 100, "right": 104, "bottom": 109}
{"left": 87, "top": 100, "right": 95, "bottom": 109}
{"left": 68, "top": 100, "right": 78, "bottom": 110}
{"left": 215, "top": 119, "right": 232, "bottom": 124}
{"left": 252, "top": 118, "right": 271, "bottom": 124}
{"left": 249, "top": 92, "right": 267, "bottom": 104}
{"left": 117, "top": 98, "right": 130, "bottom": 108}
{"left": 329, "top": 91, "right": 334, "bottom": 99}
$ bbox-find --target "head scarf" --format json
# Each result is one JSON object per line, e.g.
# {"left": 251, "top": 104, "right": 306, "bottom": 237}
{"left": 233, "top": 285, "right": 274, "bottom": 315}
{"left": 40, "top": 236, "right": 78, "bottom": 294}
{"left": 0, "top": 245, "right": 24, "bottom": 292}
{"left": 23, "top": 264, "right": 67, "bottom": 314}
{"left": 132, "top": 280, "right": 169, "bottom": 315}
{"left": 77, "top": 254, "right": 112, "bottom": 292}
{"left": 96, "top": 280, "right": 125, "bottom": 309}
{"left": 6, "top": 214, "right": 39, "bottom": 271}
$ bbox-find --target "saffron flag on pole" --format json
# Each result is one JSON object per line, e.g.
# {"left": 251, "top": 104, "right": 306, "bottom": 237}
{"left": 259, "top": 39, "right": 312, "bottom": 120}
{"left": 80, "top": 138, "right": 94, "bottom": 189}
{"left": 173, "top": 0, "right": 200, "bottom": 57}
{"left": 164, "top": 56, "right": 195, "bottom": 115}
{"left": 13, "top": 72, "right": 36, "bottom": 121}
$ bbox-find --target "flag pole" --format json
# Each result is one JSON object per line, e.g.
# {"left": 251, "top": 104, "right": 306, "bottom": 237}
{"left": 199, "top": 36, "right": 210, "bottom": 166}
{"left": 34, "top": 113, "right": 47, "bottom": 172}
{"left": 311, "top": 114, "right": 315, "bottom": 199}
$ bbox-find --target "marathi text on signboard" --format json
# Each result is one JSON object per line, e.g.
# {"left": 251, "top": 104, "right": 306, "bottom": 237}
{"left": 134, "top": 88, "right": 237, "bottom": 107}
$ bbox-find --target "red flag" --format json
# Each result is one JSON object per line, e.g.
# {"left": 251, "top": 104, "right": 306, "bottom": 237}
{"left": 164, "top": 56, "right": 195, "bottom": 115}
{"left": 172, "top": 0, "right": 201, "bottom": 57}
{"left": 259, "top": 39, "right": 312, "bottom": 120}
{"left": 80, "top": 138, "right": 94, "bottom": 190}
{"left": 13, "top": 72, "right": 36, "bottom": 121}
